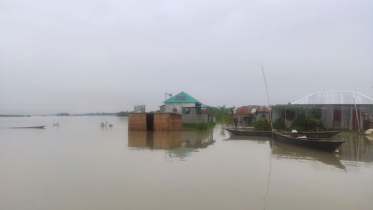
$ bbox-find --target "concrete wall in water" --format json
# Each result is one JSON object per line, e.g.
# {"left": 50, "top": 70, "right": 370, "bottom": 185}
{"left": 182, "top": 114, "right": 209, "bottom": 123}
{"left": 154, "top": 113, "right": 182, "bottom": 131}
{"left": 128, "top": 113, "right": 147, "bottom": 130}
{"left": 129, "top": 113, "right": 182, "bottom": 131}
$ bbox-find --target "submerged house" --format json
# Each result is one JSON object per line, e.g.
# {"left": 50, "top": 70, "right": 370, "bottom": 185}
{"left": 162, "top": 92, "right": 214, "bottom": 123}
{"left": 292, "top": 91, "right": 373, "bottom": 130}
{"left": 235, "top": 105, "right": 270, "bottom": 125}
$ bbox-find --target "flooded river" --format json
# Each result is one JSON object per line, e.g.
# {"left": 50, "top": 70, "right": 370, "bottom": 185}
{"left": 1, "top": 117, "right": 372, "bottom": 210}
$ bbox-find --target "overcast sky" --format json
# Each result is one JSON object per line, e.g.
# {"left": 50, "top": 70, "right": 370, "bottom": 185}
{"left": 1, "top": 0, "right": 372, "bottom": 115}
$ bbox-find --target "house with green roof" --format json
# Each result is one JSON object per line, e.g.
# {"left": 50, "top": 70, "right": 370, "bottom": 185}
{"left": 162, "top": 92, "right": 214, "bottom": 123}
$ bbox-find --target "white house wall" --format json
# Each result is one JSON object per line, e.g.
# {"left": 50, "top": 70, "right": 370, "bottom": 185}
{"left": 165, "top": 103, "right": 195, "bottom": 113}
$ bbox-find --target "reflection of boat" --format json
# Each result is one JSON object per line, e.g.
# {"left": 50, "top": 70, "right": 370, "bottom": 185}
{"left": 224, "top": 128, "right": 272, "bottom": 136}
{"left": 273, "top": 130, "right": 345, "bottom": 152}
{"left": 281, "top": 130, "right": 342, "bottom": 138}
{"left": 272, "top": 141, "right": 345, "bottom": 169}
{"left": 9, "top": 126, "right": 46, "bottom": 129}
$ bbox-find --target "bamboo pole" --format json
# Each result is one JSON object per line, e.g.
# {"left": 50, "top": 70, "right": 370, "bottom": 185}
{"left": 262, "top": 66, "right": 274, "bottom": 134}
{"left": 327, "top": 107, "right": 329, "bottom": 131}
{"left": 284, "top": 109, "right": 286, "bottom": 129}
{"left": 353, "top": 98, "right": 360, "bottom": 132}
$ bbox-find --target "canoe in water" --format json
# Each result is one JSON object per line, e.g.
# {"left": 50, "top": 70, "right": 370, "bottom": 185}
{"left": 273, "top": 130, "right": 345, "bottom": 152}
{"left": 8, "top": 126, "right": 46, "bottom": 129}
{"left": 281, "top": 130, "right": 342, "bottom": 138}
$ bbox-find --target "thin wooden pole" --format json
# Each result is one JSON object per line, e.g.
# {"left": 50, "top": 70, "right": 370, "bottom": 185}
{"left": 262, "top": 66, "right": 274, "bottom": 134}
{"left": 353, "top": 98, "right": 360, "bottom": 132}
{"left": 284, "top": 109, "right": 287, "bottom": 129}
{"left": 327, "top": 107, "right": 329, "bottom": 131}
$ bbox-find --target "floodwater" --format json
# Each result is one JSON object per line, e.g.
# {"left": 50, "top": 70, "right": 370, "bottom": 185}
{"left": 1, "top": 117, "right": 372, "bottom": 210}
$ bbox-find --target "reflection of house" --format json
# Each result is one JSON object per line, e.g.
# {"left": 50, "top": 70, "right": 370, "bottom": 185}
{"left": 128, "top": 131, "right": 182, "bottom": 149}
{"left": 163, "top": 91, "right": 214, "bottom": 123}
{"left": 235, "top": 105, "right": 270, "bottom": 125}
{"left": 128, "top": 130, "right": 214, "bottom": 160}
{"left": 182, "top": 129, "right": 214, "bottom": 148}
{"left": 292, "top": 91, "right": 373, "bottom": 130}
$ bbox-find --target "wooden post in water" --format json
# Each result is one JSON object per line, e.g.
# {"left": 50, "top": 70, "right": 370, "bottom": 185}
{"left": 261, "top": 66, "right": 274, "bottom": 134}
{"left": 284, "top": 109, "right": 286, "bottom": 129}
{"left": 353, "top": 98, "right": 360, "bottom": 132}
{"left": 327, "top": 107, "right": 329, "bottom": 131}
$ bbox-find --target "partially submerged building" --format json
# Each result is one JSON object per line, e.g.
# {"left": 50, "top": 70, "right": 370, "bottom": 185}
{"left": 163, "top": 92, "right": 214, "bottom": 123}
{"left": 235, "top": 105, "right": 270, "bottom": 125}
{"left": 128, "top": 113, "right": 182, "bottom": 131}
{"left": 292, "top": 91, "right": 373, "bottom": 130}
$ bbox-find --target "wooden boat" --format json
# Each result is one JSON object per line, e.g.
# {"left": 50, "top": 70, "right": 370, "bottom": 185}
{"left": 281, "top": 130, "right": 342, "bottom": 138}
{"left": 9, "top": 126, "right": 46, "bottom": 129}
{"left": 273, "top": 130, "right": 345, "bottom": 152}
{"left": 224, "top": 128, "right": 273, "bottom": 137}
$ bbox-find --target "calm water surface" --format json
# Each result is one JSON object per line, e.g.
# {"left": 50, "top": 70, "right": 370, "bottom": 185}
{"left": 1, "top": 117, "right": 372, "bottom": 210}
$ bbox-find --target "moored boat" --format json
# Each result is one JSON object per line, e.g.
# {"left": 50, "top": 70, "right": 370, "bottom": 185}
{"left": 273, "top": 130, "right": 345, "bottom": 152}
{"left": 281, "top": 130, "right": 342, "bottom": 138}
{"left": 224, "top": 128, "right": 273, "bottom": 137}
{"left": 9, "top": 126, "right": 46, "bottom": 129}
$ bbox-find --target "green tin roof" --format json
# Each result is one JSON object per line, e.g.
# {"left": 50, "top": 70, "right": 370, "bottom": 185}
{"left": 164, "top": 92, "right": 202, "bottom": 104}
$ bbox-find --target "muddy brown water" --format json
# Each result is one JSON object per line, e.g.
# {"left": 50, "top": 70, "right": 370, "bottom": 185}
{"left": 1, "top": 117, "right": 372, "bottom": 210}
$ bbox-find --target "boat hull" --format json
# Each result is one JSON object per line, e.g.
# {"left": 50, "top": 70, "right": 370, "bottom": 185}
{"left": 284, "top": 131, "right": 342, "bottom": 138}
{"left": 225, "top": 128, "right": 273, "bottom": 137}
{"left": 9, "top": 126, "right": 46, "bottom": 129}
{"left": 273, "top": 131, "right": 345, "bottom": 152}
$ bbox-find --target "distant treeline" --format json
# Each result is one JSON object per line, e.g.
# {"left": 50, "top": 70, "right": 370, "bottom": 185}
{"left": 0, "top": 115, "right": 31, "bottom": 117}
{"left": 117, "top": 112, "right": 129, "bottom": 117}
{"left": 70, "top": 113, "right": 118, "bottom": 116}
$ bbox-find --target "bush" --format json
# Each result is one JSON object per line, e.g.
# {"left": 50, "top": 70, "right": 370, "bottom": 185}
{"left": 273, "top": 118, "right": 286, "bottom": 130}
{"left": 252, "top": 118, "right": 271, "bottom": 131}
{"left": 182, "top": 122, "right": 216, "bottom": 130}
{"left": 196, "top": 122, "right": 208, "bottom": 129}
{"left": 288, "top": 119, "right": 308, "bottom": 131}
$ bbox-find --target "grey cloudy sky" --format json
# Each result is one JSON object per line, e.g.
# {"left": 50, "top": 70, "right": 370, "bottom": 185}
{"left": 1, "top": 0, "right": 372, "bottom": 115}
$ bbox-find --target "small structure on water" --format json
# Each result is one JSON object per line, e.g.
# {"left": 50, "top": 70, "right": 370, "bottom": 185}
{"left": 235, "top": 105, "right": 270, "bottom": 126}
{"left": 292, "top": 91, "right": 373, "bottom": 130}
{"left": 162, "top": 91, "right": 214, "bottom": 123}
{"left": 128, "top": 113, "right": 182, "bottom": 131}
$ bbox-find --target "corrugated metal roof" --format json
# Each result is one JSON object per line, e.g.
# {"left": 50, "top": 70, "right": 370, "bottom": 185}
{"left": 292, "top": 91, "right": 373, "bottom": 105}
{"left": 236, "top": 105, "right": 269, "bottom": 115}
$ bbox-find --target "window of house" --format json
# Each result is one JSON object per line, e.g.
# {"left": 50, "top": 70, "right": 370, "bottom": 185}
{"left": 333, "top": 107, "right": 341, "bottom": 121}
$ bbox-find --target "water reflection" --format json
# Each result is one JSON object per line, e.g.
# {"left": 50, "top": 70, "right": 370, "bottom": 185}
{"left": 333, "top": 134, "right": 373, "bottom": 163}
{"left": 271, "top": 141, "right": 346, "bottom": 169}
{"left": 128, "top": 131, "right": 182, "bottom": 149}
{"left": 224, "top": 135, "right": 272, "bottom": 144}
{"left": 128, "top": 129, "right": 215, "bottom": 160}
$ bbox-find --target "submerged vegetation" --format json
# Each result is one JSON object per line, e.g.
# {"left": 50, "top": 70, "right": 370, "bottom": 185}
{"left": 249, "top": 104, "right": 324, "bottom": 131}
{"left": 213, "top": 105, "right": 233, "bottom": 123}
{"left": 252, "top": 118, "right": 271, "bottom": 131}
{"left": 182, "top": 122, "right": 216, "bottom": 130}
